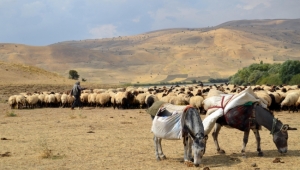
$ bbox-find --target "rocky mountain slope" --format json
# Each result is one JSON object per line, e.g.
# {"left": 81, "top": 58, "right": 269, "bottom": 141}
{"left": 1, "top": 19, "right": 300, "bottom": 84}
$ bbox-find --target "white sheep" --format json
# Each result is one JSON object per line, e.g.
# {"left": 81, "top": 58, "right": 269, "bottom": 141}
{"left": 280, "top": 91, "right": 300, "bottom": 112}
{"left": 82, "top": 89, "right": 92, "bottom": 93}
{"left": 295, "top": 96, "right": 300, "bottom": 109}
{"left": 16, "top": 95, "right": 26, "bottom": 109}
{"left": 88, "top": 93, "right": 97, "bottom": 107}
{"left": 189, "top": 96, "right": 205, "bottom": 113}
{"left": 145, "top": 94, "right": 159, "bottom": 108}
{"left": 268, "top": 92, "right": 282, "bottom": 111}
{"left": 94, "top": 89, "right": 107, "bottom": 93}
{"left": 160, "top": 95, "right": 174, "bottom": 103}
{"left": 135, "top": 93, "right": 147, "bottom": 109}
{"left": 255, "top": 90, "right": 272, "bottom": 107}
{"left": 38, "top": 94, "right": 45, "bottom": 107}
{"left": 26, "top": 94, "right": 39, "bottom": 109}
{"left": 67, "top": 95, "right": 75, "bottom": 107}
{"left": 45, "top": 94, "right": 56, "bottom": 107}
{"left": 170, "top": 93, "right": 190, "bottom": 105}
{"left": 114, "top": 91, "right": 134, "bottom": 109}
{"left": 206, "top": 89, "right": 225, "bottom": 98}
{"left": 8, "top": 95, "right": 17, "bottom": 109}
{"left": 96, "top": 93, "right": 111, "bottom": 108}
{"left": 55, "top": 93, "right": 62, "bottom": 107}
{"left": 61, "top": 93, "right": 68, "bottom": 108}
{"left": 80, "top": 93, "right": 89, "bottom": 106}
{"left": 108, "top": 92, "right": 116, "bottom": 108}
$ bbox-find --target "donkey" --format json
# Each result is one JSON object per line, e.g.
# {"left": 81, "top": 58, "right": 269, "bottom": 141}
{"left": 151, "top": 103, "right": 207, "bottom": 167}
{"left": 212, "top": 103, "right": 297, "bottom": 156}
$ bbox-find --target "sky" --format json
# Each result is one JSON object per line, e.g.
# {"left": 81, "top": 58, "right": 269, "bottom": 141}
{"left": 0, "top": 0, "right": 299, "bottom": 46}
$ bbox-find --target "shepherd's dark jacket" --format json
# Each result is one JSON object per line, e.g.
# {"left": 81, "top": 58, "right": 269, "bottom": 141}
{"left": 70, "top": 81, "right": 83, "bottom": 96}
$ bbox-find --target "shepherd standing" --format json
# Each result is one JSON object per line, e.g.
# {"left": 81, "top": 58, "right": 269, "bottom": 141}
{"left": 70, "top": 81, "right": 86, "bottom": 110}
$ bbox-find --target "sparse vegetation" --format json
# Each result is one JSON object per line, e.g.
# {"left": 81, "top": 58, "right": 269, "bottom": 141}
{"left": 78, "top": 114, "right": 87, "bottom": 119}
{"left": 39, "top": 138, "right": 52, "bottom": 159}
{"left": 69, "top": 70, "right": 79, "bottom": 80}
{"left": 6, "top": 111, "right": 17, "bottom": 117}
{"left": 39, "top": 138, "right": 65, "bottom": 160}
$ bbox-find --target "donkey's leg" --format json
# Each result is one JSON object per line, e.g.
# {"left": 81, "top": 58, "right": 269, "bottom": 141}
{"left": 241, "top": 129, "right": 250, "bottom": 157}
{"left": 252, "top": 129, "right": 263, "bottom": 156}
{"left": 183, "top": 136, "right": 193, "bottom": 162}
{"left": 157, "top": 137, "right": 166, "bottom": 159}
{"left": 188, "top": 136, "right": 193, "bottom": 161}
{"left": 183, "top": 136, "right": 189, "bottom": 162}
{"left": 212, "top": 123, "right": 225, "bottom": 154}
{"left": 153, "top": 136, "right": 161, "bottom": 161}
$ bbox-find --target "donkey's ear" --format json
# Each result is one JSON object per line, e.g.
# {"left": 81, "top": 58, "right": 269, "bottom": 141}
{"left": 287, "top": 126, "right": 297, "bottom": 130}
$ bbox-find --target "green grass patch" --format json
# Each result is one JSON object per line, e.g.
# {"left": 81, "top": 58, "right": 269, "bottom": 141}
{"left": 6, "top": 111, "right": 17, "bottom": 117}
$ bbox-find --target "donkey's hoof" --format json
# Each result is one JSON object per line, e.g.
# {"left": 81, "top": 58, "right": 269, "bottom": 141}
{"left": 258, "top": 152, "right": 263, "bottom": 157}
{"left": 217, "top": 149, "right": 226, "bottom": 154}
{"left": 156, "top": 157, "right": 161, "bottom": 161}
{"left": 161, "top": 155, "right": 167, "bottom": 160}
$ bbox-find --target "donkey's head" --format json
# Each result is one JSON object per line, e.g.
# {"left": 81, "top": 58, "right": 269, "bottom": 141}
{"left": 184, "top": 107, "right": 207, "bottom": 167}
{"left": 272, "top": 119, "right": 297, "bottom": 153}
{"left": 192, "top": 133, "right": 208, "bottom": 167}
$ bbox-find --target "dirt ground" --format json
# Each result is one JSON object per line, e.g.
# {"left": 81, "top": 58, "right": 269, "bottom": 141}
{"left": 0, "top": 102, "right": 299, "bottom": 170}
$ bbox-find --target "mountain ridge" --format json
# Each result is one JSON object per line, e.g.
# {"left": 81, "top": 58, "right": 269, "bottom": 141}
{"left": 1, "top": 18, "right": 300, "bottom": 84}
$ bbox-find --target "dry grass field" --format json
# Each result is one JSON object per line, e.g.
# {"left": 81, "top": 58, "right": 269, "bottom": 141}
{"left": 0, "top": 61, "right": 299, "bottom": 169}
{"left": 0, "top": 103, "right": 299, "bottom": 170}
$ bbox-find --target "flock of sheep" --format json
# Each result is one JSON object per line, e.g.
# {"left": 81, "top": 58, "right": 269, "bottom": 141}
{"left": 7, "top": 83, "right": 300, "bottom": 113}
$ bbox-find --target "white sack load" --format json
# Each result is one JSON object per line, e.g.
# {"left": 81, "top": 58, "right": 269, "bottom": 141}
{"left": 151, "top": 103, "right": 188, "bottom": 140}
{"left": 203, "top": 87, "right": 267, "bottom": 135}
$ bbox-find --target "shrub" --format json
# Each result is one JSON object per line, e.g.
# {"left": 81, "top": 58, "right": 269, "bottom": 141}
{"left": 279, "top": 60, "right": 300, "bottom": 83}
{"left": 69, "top": 70, "right": 79, "bottom": 80}
{"left": 257, "top": 74, "right": 282, "bottom": 85}
{"left": 289, "top": 74, "right": 300, "bottom": 85}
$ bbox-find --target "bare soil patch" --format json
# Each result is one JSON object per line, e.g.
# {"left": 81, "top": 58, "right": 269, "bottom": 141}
{"left": 0, "top": 102, "right": 299, "bottom": 170}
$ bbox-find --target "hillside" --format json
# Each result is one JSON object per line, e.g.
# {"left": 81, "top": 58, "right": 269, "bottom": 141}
{"left": 1, "top": 19, "right": 300, "bottom": 84}
{"left": 0, "top": 61, "right": 74, "bottom": 85}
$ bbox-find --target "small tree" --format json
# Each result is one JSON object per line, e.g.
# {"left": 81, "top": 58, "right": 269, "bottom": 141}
{"left": 279, "top": 60, "right": 300, "bottom": 83}
{"left": 69, "top": 70, "right": 79, "bottom": 80}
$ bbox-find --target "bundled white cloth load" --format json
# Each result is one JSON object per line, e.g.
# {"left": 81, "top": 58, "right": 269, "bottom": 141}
{"left": 151, "top": 103, "right": 188, "bottom": 140}
{"left": 202, "top": 87, "right": 267, "bottom": 135}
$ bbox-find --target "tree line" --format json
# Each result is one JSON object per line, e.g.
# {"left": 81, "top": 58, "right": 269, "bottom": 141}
{"left": 229, "top": 60, "right": 300, "bottom": 85}
{"left": 68, "top": 60, "right": 300, "bottom": 86}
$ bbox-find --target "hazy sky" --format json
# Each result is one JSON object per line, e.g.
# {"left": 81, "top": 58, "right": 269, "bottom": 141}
{"left": 1, "top": 0, "right": 299, "bottom": 46}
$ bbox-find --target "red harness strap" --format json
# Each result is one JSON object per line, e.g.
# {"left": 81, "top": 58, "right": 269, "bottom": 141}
{"left": 207, "top": 95, "right": 235, "bottom": 115}
{"left": 184, "top": 105, "right": 194, "bottom": 112}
